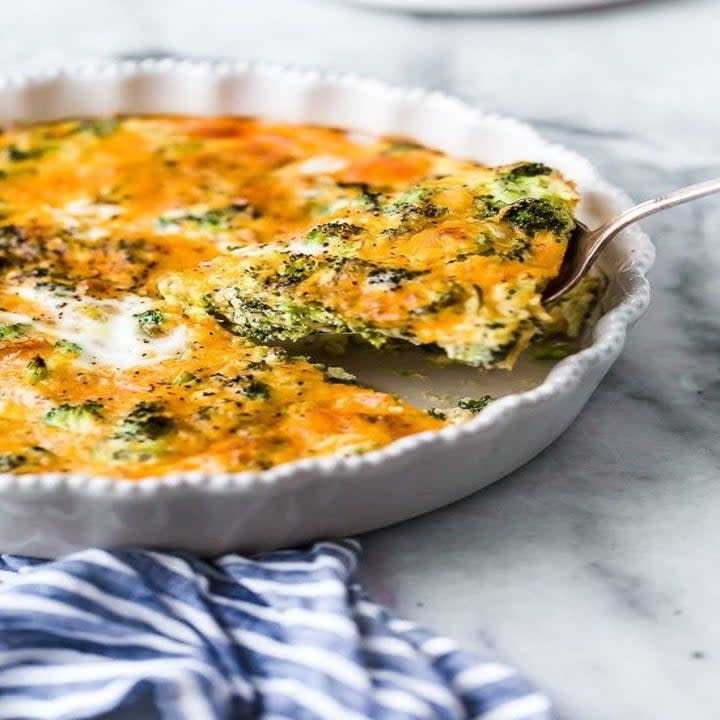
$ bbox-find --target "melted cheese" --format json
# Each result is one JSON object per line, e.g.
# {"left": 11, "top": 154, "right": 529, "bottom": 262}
{"left": 0, "top": 116, "right": 593, "bottom": 479}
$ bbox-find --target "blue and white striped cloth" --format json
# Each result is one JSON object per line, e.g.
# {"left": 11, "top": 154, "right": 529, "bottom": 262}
{"left": 0, "top": 540, "right": 551, "bottom": 720}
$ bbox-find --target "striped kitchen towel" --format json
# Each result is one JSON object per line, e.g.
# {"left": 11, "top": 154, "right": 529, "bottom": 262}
{"left": 0, "top": 540, "right": 551, "bottom": 720}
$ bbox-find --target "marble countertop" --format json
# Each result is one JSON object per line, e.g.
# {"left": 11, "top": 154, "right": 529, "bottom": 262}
{"left": 4, "top": 1, "right": 719, "bottom": 717}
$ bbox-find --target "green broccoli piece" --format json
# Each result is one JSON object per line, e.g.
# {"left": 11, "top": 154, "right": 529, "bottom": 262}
{"left": 133, "top": 309, "right": 166, "bottom": 337}
{"left": 242, "top": 379, "right": 271, "bottom": 400}
{"left": 474, "top": 195, "right": 506, "bottom": 219}
{"left": 336, "top": 182, "right": 383, "bottom": 210}
{"left": 115, "top": 402, "right": 175, "bottom": 440}
{"left": 0, "top": 453, "right": 27, "bottom": 471}
{"left": 385, "top": 187, "right": 445, "bottom": 219}
{"left": 43, "top": 401, "right": 104, "bottom": 431}
{"left": 99, "top": 402, "right": 175, "bottom": 464}
{"left": 503, "top": 163, "right": 552, "bottom": 181}
{"left": 305, "top": 221, "right": 363, "bottom": 249}
{"left": 385, "top": 187, "right": 427, "bottom": 214}
{"left": 500, "top": 237, "right": 532, "bottom": 263}
{"left": 219, "top": 375, "right": 271, "bottom": 400}
{"left": 34, "top": 278, "right": 77, "bottom": 297}
{"left": 196, "top": 208, "right": 232, "bottom": 229}
{"left": 158, "top": 202, "right": 258, "bottom": 232}
{"left": 73, "top": 118, "right": 120, "bottom": 137}
{"left": 54, "top": 339, "right": 82, "bottom": 355}
{"left": 382, "top": 140, "right": 422, "bottom": 155}
{"left": 410, "top": 285, "right": 464, "bottom": 316}
{"left": 457, "top": 395, "right": 495, "bottom": 413}
{"left": 206, "top": 293, "right": 344, "bottom": 345}
{"left": 502, "top": 198, "right": 574, "bottom": 236}
{"left": 190, "top": 204, "right": 253, "bottom": 229}
{"left": 0, "top": 446, "right": 52, "bottom": 472}
{"left": 367, "top": 267, "right": 428, "bottom": 288}
{"left": 26, "top": 355, "right": 50, "bottom": 383}
{"left": 276, "top": 255, "right": 315, "bottom": 286}
{"left": 6, "top": 145, "right": 46, "bottom": 162}
{"left": 427, "top": 408, "right": 447, "bottom": 420}
{"left": 0, "top": 323, "right": 29, "bottom": 341}
{"left": 382, "top": 188, "right": 447, "bottom": 238}
{"left": 173, "top": 371, "right": 199, "bottom": 386}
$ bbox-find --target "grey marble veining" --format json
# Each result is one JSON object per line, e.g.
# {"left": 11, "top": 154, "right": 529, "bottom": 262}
{"left": 3, "top": 1, "right": 719, "bottom": 718}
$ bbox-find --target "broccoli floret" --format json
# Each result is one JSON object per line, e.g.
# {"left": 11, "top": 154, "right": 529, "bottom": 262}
{"left": 382, "top": 140, "right": 422, "bottom": 155}
{"left": 427, "top": 408, "right": 447, "bottom": 421}
{"left": 100, "top": 402, "right": 175, "bottom": 464}
{"left": 385, "top": 187, "right": 445, "bottom": 218}
{"left": 115, "top": 402, "right": 176, "bottom": 440}
{"left": 382, "top": 187, "right": 447, "bottom": 237}
{"left": 242, "top": 379, "right": 271, "bottom": 400}
{"left": 457, "top": 395, "right": 494, "bottom": 413}
{"left": 367, "top": 267, "right": 428, "bottom": 288}
{"left": 218, "top": 375, "right": 271, "bottom": 400}
{"left": 207, "top": 293, "right": 344, "bottom": 345}
{"left": 196, "top": 209, "right": 230, "bottom": 228}
{"left": 474, "top": 195, "right": 506, "bottom": 219}
{"left": 305, "top": 221, "right": 363, "bottom": 248}
{"left": 246, "top": 360, "right": 270, "bottom": 371}
{"left": 0, "top": 453, "right": 26, "bottom": 471}
{"left": 54, "top": 339, "right": 82, "bottom": 355}
{"left": 173, "top": 370, "right": 199, "bottom": 386}
{"left": 158, "top": 202, "right": 258, "bottom": 232}
{"left": 192, "top": 203, "right": 258, "bottom": 229}
{"left": 336, "top": 182, "right": 383, "bottom": 210}
{"left": 34, "top": 278, "right": 77, "bottom": 297}
{"left": 0, "top": 447, "right": 52, "bottom": 472}
{"left": 410, "top": 285, "right": 464, "bottom": 316}
{"left": 449, "top": 327, "right": 525, "bottom": 368}
{"left": 133, "top": 309, "right": 166, "bottom": 337}
{"left": 6, "top": 145, "right": 45, "bottom": 162}
{"left": 26, "top": 355, "right": 50, "bottom": 383}
{"left": 276, "top": 255, "right": 316, "bottom": 286}
{"left": 385, "top": 187, "right": 427, "bottom": 214}
{"left": 500, "top": 237, "right": 532, "bottom": 263}
{"left": 502, "top": 198, "right": 574, "bottom": 236}
{"left": 43, "top": 401, "right": 104, "bottom": 431}
{"left": 0, "top": 323, "right": 29, "bottom": 341}
{"left": 73, "top": 118, "right": 120, "bottom": 137}
{"left": 503, "top": 162, "right": 552, "bottom": 180}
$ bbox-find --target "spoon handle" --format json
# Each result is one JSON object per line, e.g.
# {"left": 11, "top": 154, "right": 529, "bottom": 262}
{"left": 596, "top": 176, "right": 720, "bottom": 242}
{"left": 571, "top": 177, "right": 720, "bottom": 297}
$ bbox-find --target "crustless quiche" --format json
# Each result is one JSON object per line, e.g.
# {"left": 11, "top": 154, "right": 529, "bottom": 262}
{"left": 0, "top": 117, "right": 597, "bottom": 478}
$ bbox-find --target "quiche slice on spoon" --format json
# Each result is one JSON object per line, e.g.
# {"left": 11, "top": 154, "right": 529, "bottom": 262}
{"left": 161, "top": 162, "right": 594, "bottom": 369}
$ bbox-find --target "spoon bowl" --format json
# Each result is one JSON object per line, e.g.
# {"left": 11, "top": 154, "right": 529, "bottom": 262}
{"left": 543, "top": 177, "right": 720, "bottom": 304}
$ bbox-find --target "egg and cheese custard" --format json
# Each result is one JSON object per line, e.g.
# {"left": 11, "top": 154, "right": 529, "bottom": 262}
{"left": 161, "top": 167, "right": 582, "bottom": 367}
{"left": 0, "top": 116, "right": 595, "bottom": 478}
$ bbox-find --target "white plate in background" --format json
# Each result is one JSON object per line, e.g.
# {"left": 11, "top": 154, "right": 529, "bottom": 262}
{"left": 328, "top": 0, "right": 635, "bottom": 13}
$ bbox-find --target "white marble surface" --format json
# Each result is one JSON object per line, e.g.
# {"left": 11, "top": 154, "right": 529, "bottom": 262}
{"left": 3, "top": 1, "right": 719, "bottom": 718}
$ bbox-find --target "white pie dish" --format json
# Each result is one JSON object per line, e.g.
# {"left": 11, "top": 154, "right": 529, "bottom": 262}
{"left": 0, "top": 60, "right": 653, "bottom": 557}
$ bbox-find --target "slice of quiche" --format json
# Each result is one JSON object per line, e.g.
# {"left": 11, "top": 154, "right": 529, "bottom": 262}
{"left": 160, "top": 162, "right": 585, "bottom": 368}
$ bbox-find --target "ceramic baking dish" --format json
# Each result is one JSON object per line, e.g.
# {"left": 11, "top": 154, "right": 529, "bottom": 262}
{"left": 0, "top": 60, "right": 654, "bottom": 557}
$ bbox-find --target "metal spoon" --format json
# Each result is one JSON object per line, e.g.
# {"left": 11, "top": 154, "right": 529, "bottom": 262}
{"left": 542, "top": 177, "right": 720, "bottom": 304}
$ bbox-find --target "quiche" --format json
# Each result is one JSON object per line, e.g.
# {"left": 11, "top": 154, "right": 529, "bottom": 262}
{"left": 160, "top": 165, "right": 581, "bottom": 368}
{"left": 0, "top": 116, "right": 596, "bottom": 479}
